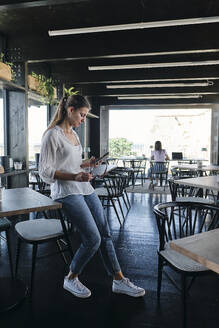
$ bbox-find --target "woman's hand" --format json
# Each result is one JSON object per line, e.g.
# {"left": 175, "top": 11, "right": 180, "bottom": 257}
{"left": 74, "top": 172, "right": 93, "bottom": 182}
{"left": 80, "top": 156, "right": 100, "bottom": 169}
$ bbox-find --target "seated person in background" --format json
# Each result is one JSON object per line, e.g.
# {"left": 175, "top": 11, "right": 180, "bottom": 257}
{"left": 148, "top": 141, "right": 170, "bottom": 182}
{"left": 151, "top": 141, "right": 170, "bottom": 162}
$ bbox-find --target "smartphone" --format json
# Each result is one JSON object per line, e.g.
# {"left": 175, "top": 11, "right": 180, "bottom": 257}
{"left": 95, "top": 152, "right": 109, "bottom": 164}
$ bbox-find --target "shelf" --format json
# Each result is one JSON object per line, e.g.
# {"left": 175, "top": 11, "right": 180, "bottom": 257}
{"left": 0, "top": 169, "right": 27, "bottom": 178}
{"left": 28, "top": 90, "right": 46, "bottom": 106}
{"left": 0, "top": 79, "right": 25, "bottom": 92}
{"left": 28, "top": 90, "right": 58, "bottom": 107}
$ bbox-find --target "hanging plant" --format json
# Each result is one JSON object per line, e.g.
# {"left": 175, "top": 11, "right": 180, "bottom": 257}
{"left": 64, "top": 86, "right": 79, "bottom": 97}
{"left": 30, "top": 72, "right": 57, "bottom": 105}
{"left": 0, "top": 52, "right": 16, "bottom": 82}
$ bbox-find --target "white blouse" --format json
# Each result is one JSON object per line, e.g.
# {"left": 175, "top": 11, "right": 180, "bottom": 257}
{"left": 39, "top": 125, "right": 94, "bottom": 200}
{"left": 151, "top": 149, "right": 168, "bottom": 162}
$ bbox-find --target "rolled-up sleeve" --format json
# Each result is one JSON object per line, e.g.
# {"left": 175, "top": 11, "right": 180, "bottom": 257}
{"left": 39, "top": 130, "right": 58, "bottom": 184}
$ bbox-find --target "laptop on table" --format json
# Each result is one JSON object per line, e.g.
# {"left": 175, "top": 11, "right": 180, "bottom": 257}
{"left": 172, "top": 152, "right": 183, "bottom": 160}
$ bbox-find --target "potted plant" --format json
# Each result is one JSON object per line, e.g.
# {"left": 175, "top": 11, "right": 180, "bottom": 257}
{"left": 28, "top": 72, "right": 57, "bottom": 104}
{"left": 0, "top": 52, "right": 16, "bottom": 82}
{"left": 64, "top": 86, "right": 79, "bottom": 96}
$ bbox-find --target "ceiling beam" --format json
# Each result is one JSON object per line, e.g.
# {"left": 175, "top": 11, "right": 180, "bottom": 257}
{"left": 8, "top": 24, "right": 219, "bottom": 62}
{"left": 0, "top": 0, "right": 87, "bottom": 11}
{"left": 90, "top": 96, "right": 218, "bottom": 106}
{"left": 49, "top": 65, "right": 219, "bottom": 84}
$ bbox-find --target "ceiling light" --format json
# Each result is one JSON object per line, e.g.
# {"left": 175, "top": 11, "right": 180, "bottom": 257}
{"left": 106, "top": 82, "right": 213, "bottom": 88}
{"left": 49, "top": 16, "right": 219, "bottom": 36}
{"left": 118, "top": 95, "right": 202, "bottom": 100}
{"left": 88, "top": 60, "right": 219, "bottom": 71}
{"left": 100, "top": 49, "right": 219, "bottom": 58}
{"left": 75, "top": 77, "right": 219, "bottom": 84}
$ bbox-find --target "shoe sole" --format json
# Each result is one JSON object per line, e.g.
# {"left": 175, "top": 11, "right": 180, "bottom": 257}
{"left": 112, "top": 289, "right": 145, "bottom": 297}
{"left": 64, "top": 284, "right": 91, "bottom": 298}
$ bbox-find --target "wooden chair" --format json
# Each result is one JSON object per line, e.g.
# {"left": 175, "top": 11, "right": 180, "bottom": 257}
{"left": 111, "top": 167, "right": 132, "bottom": 210}
{"left": 153, "top": 201, "right": 219, "bottom": 328}
{"left": 168, "top": 178, "right": 215, "bottom": 204}
{"left": 30, "top": 170, "right": 51, "bottom": 196}
{"left": 123, "top": 159, "right": 144, "bottom": 187}
{"left": 106, "top": 158, "right": 119, "bottom": 165}
{"left": 150, "top": 161, "right": 169, "bottom": 189}
{"left": 95, "top": 174, "right": 128, "bottom": 225}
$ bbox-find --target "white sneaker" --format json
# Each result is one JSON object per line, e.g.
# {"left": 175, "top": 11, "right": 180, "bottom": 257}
{"left": 63, "top": 277, "right": 91, "bottom": 298}
{"left": 112, "top": 277, "right": 145, "bottom": 297}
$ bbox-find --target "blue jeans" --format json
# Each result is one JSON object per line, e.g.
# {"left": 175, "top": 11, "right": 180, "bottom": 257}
{"left": 56, "top": 192, "right": 121, "bottom": 276}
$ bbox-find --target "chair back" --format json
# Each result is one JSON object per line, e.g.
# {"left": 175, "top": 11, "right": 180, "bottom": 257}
{"left": 153, "top": 201, "right": 219, "bottom": 251}
{"left": 103, "top": 174, "right": 126, "bottom": 197}
{"left": 132, "top": 159, "right": 144, "bottom": 170}
{"left": 111, "top": 168, "right": 132, "bottom": 188}
{"left": 168, "top": 178, "right": 198, "bottom": 201}
{"left": 171, "top": 166, "right": 198, "bottom": 179}
{"left": 150, "top": 161, "right": 169, "bottom": 173}
{"left": 31, "top": 171, "right": 50, "bottom": 195}
{"left": 106, "top": 158, "right": 118, "bottom": 165}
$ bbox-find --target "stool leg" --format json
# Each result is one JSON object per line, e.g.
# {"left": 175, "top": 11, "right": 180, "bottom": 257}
{"left": 30, "top": 243, "right": 38, "bottom": 296}
{"left": 15, "top": 238, "right": 22, "bottom": 278}
{"left": 5, "top": 230, "right": 14, "bottom": 279}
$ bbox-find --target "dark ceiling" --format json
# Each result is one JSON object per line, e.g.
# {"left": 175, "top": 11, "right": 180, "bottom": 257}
{"left": 1, "top": 0, "right": 219, "bottom": 105}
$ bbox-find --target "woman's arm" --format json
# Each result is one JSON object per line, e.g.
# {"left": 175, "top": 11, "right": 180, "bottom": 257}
{"left": 165, "top": 150, "right": 170, "bottom": 160}
{"left": 54, "top": 170, "right": 92, "bottom": 182}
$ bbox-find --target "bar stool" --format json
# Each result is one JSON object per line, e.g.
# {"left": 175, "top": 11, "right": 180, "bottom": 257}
{"left": 14, "top": 212, "right": 73, "bottom": 296}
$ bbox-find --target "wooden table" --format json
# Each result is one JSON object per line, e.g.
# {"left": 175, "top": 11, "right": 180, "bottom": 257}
{"left": 170, "top": 229, "right": 219, "bottom": 274}
{"left": 0, "top": 187, "right": 62, "bottom": 312}
{"left": 170, "top": 158, "right": 208, "bottom": 164}
{"left": 174, "top": 175, "right": 219, "bottom": 192}
{"left": 172, "top": 164, "right": 219, "bottom": 176}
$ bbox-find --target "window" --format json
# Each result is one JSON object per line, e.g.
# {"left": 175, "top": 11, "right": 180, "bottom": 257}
{"left": 109, "top": 108, "right": 211, "bottom": 161}
{"left": 28, "top": 104, "right": 47, "bottom": 161}
{"left": 0, "top": 94, "right": 4, "bottom": 156}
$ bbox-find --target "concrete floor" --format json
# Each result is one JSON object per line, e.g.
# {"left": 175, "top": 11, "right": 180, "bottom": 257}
{"left": 0, "top": 191, "right": 218, "bottom": 328}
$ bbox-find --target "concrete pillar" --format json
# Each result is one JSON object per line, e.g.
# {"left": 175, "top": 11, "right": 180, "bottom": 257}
{"left": 211, "top": 104, "right": 219, "bottom": 164}
{"left": 90, "top": 101, "right": 100, "bottom": 158}
{"left": 100, "top": 106, "right": 109, "bottom": 156}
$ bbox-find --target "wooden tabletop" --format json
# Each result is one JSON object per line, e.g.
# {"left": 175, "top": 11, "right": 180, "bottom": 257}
{"left": 174, "top": 175, "right": 219, "bottom": 192}
{"left": 0, "top": 187, "right": 61, "bottom": 217}
{"left": 170, "top": 158, "right": 208, "bottom": 162}
{"left": 170, "top": 229, "right": 219, "bottom": 274}
{"left": 172, "top": 164, "right": 219, "bottom": 171}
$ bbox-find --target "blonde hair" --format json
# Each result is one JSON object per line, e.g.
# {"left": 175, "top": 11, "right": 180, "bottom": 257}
{"left": 45, "top": 94, "right": 90, "bottom": 133}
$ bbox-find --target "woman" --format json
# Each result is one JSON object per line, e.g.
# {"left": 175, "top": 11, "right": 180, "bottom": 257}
{"left": 148, "top": 141, "right": 170, "bottom": 182}
{"left": 39, "top": 95, "right": 145, "bottom": 299}
{"left": 151, "top": 141, "right": 170, "bottom": 162}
